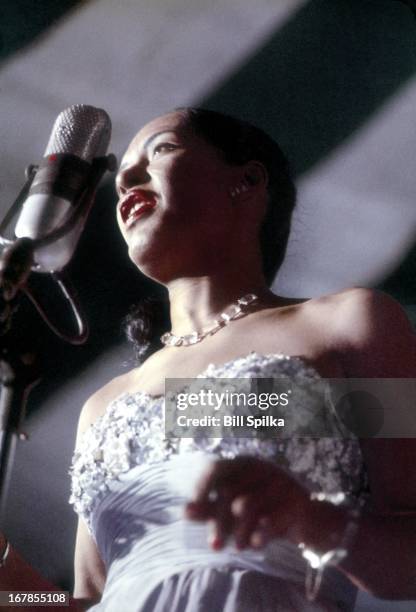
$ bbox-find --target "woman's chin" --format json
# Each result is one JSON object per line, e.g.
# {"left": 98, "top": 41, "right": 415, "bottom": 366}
{"left": 128, "top": 244, "right": 173, "bottom": 284}
{"left": 130, "top": 249, "right": 209, "bottom": 285}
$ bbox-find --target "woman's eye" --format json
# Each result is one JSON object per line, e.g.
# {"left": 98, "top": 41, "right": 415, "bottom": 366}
{"left": 152, "top": 143, "right": 176, "bottom": 157}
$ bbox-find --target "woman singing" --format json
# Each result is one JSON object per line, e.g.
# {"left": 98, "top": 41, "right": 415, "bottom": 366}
{"left": 2, "top": 108, "right": 416, "bottom": 611}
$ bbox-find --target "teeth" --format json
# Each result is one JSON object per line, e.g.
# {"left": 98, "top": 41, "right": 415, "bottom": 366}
{"left": 127, "top": 203, "right": 144, "bottom": 219}
{"left": 130, "top": 203, "right": 142, "bottom": 215}
{"left": 124, "top": 199, "right": 155, "bottom": 225}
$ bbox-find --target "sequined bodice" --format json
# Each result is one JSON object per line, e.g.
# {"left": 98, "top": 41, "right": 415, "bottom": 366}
{"left": 70, "top": 353, "right": 367, "bottom": 530}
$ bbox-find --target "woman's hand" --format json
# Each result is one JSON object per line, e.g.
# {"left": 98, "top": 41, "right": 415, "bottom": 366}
{"left": 185, "top": 456, "right": 311, "bottom": 551}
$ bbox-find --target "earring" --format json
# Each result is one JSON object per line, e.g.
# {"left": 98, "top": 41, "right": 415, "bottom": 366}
{"left": 229, "top": 182, "right": 248, "bottom": 198}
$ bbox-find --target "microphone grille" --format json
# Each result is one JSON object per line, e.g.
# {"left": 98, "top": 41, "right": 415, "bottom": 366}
{"left": 44, "top": 105, "right": 112, "bottom": 162}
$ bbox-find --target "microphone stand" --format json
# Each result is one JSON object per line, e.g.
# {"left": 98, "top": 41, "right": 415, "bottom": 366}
{"left": 0, "top": 153, "right": 116, "bottom": 524}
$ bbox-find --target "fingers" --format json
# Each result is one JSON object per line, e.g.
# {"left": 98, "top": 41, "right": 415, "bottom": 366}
{"left": 186, "top": 492, "right": 275, "bottom": 552}
{"left": 192, "top": 459, "right": 237, "bottom": 505}
{"left": 186, "top": 493, "right": 236, "bottom": 550}
{"left": 231, "top": 495, "right": 272, "bottom": 550}
{"left": 185, "top": 500, "right": 217, "bottom": 521}
{"left": 185, "top": 462, "right": 237, "bottom": 549}
{"left": 188, "top": 457, "right": 265, "bottom": 508}
{"left": 206, "top": 494, "right": 275, "bottom": 551}
{"left": 250, "top": 517, "right": 274, "bottom": 548}
{"left": 184, "top": 457, "right": 296, "bottom": 551}
{"left": 207, "top": 496, "right": 235, "bottom": 550}
{"left": 186, "top": 459, "right": 239, "bottom": 522}
{"left": 185, "top": 460, "right": 237, "bottom": 523}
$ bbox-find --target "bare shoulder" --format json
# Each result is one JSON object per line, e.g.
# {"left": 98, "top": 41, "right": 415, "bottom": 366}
{"left": 76, "top": 369, "right": 137, "bottom": 442}
{"left": 302, "top": 286, "right": 397, "bottom": 312}
{"left": 309, "top": 287, "right": 415, "bottom": 376}
{"left": 321, "top": 286, "right": 414, "bottom": 344}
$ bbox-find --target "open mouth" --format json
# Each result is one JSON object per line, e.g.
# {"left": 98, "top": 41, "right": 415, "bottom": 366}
{"left": 119, "top": 189, "right": 157, "bottom": 228}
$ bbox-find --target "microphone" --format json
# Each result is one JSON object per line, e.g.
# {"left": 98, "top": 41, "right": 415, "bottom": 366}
{"left": 14, "top": 105, "right": 112, "bottom": 272}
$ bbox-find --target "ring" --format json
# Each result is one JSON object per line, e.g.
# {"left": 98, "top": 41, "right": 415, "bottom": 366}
{"left": 208, "top": 489, "right": 219, "bottom": 503}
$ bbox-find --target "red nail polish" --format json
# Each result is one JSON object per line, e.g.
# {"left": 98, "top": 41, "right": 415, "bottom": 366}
{"left": 209, "top": 535, "right": 223, "bottom": 550}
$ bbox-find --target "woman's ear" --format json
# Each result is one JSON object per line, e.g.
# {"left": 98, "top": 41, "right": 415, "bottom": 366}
{"left": 228, "top": 161, "right": 268, "bottom": 201}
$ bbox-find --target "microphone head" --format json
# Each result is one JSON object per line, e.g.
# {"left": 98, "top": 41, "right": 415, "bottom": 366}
{"left": 14, "top": 105, "right": 113, "bottom": 272}
{"left": 44, "top": 104, "right": 112, "bottom": 161}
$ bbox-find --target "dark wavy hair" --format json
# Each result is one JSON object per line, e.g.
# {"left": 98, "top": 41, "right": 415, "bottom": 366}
{"left": 124, "top": 108, "right": 296, "bottom": 361}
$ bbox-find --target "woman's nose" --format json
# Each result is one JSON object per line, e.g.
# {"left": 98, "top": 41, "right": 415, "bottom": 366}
{"left": 116, "top": 161, "right": 151, "bottom": 194}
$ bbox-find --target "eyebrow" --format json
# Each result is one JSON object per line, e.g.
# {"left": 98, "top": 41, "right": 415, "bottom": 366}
{"left": 118, "top": 130, "right": 180, "bottom": 171}
{"left": 143, "top": 130, "right": 178, "bottom": 150}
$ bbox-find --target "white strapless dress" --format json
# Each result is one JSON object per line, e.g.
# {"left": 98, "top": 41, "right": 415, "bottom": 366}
{"left": 70, "top": 353, "right": 368, "bottom": 611}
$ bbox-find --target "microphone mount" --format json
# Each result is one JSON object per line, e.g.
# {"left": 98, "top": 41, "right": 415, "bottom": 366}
{"left": 0, "top": 152, "right": 117, "bottom": 343}
{"left": 0, "top": 151, "right": 117, "bottom": 524}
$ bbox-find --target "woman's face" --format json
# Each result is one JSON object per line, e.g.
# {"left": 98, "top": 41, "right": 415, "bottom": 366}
{"left": 115, "top": 111, "right": 242, "bottom": 280}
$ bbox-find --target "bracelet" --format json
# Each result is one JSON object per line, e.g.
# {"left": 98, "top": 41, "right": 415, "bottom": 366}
{"left": 0, "top": 535, "right": 10, "bottom": 568}
{"left": 298, "top": 498, "right": 360, "bottom": 602}
{"left": 299, "top": 543, "right": 347, "bottom": 602}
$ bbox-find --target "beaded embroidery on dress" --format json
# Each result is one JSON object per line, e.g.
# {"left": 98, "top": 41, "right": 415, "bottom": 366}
{"left": 69, "top": 353, "right": 367, "bottom": 611}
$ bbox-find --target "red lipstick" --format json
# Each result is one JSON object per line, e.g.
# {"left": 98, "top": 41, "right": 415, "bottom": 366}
{"left": 119, "top": 189, "right": 157, "bottom": 228}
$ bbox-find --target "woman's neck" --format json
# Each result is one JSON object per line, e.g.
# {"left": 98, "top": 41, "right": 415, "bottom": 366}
{"left": 166, "top": 272, "right": 279, "bottom": 335}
